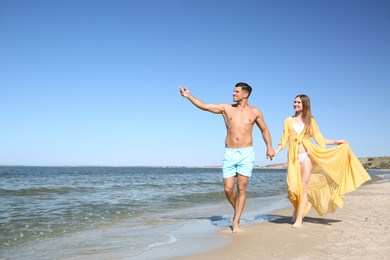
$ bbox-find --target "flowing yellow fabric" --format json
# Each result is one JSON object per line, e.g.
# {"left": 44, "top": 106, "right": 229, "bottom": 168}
{"left": 279, "top": 117, "right": 371, "bottom": 217}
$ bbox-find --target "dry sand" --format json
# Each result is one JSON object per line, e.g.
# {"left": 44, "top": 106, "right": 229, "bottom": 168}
{"left": 177, "top": 181, "right": 390, "bottom": 260}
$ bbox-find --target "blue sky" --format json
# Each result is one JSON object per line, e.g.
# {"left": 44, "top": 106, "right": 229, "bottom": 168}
{"left": 1, "top": 0, "right": 389, "bottom": 166}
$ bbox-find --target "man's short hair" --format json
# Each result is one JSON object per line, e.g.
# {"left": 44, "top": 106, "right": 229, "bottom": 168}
{"left": 235, "top": 82, "right": 252, "bottom": 98}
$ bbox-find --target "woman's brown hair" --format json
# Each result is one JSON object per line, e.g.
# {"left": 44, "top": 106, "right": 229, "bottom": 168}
{"left": 295, "top": 94, "right": 312, "bottom": 136}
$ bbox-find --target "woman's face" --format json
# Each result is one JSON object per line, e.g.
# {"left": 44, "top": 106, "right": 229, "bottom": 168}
{"left": 294, "top": 97, "right": 303, "bottom": 112}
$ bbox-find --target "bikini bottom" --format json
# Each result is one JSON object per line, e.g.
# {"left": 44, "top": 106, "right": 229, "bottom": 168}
{"left": 298, "top": 152, "right": 309, "bottom": 164}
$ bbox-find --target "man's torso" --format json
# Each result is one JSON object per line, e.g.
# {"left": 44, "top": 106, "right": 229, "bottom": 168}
{"left": 222, "top": 104, "right": 259, "bottom": 148}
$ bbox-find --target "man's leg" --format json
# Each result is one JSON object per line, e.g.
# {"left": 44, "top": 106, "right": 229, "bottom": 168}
{"left": 223, "top": 176, "right": 237, "bottom": 211}
{"left": 232, "top": 173, "right": 248, "bottom": 233}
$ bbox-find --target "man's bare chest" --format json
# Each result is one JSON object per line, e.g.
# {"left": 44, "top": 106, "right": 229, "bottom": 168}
{"left": 225, "top": 110, "right": 257, "bottom": 125}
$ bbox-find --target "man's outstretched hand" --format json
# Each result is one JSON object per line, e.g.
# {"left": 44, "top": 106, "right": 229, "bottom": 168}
{"left": 179, "top": 86, "right": 190, "bottom": 98}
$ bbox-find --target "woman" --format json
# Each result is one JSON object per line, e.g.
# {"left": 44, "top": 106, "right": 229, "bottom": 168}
{"left": 274, "top": 94, "right": 371, "bottom": 228}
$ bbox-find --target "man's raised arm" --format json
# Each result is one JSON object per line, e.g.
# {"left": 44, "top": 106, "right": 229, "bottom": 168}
{"left": 179, "top": 86, "right": 224, "bottom": 114}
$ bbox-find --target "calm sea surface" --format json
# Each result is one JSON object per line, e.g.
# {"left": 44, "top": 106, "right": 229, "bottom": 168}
{"left": 0, "top": 166, "right": 387, "bottom": 259}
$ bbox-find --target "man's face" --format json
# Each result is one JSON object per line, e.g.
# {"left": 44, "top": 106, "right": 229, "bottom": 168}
{"left": 233, "top": 87, "right": 247, "bottom": 102}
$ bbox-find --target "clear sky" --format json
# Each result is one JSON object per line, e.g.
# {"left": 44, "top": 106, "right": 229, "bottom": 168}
{"left": 1, "top": 0, "right": 389, "bottom": 166}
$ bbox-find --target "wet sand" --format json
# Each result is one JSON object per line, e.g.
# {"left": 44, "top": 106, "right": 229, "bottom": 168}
{"left": 176, "top": 181, "right": 390, "bottom": 259}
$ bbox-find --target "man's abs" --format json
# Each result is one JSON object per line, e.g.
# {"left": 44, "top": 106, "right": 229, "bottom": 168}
{"left": 225, "top": 132, "right": 253, "bottom": 148}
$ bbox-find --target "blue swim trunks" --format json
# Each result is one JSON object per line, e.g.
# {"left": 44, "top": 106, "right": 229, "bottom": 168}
{"left": 222, "top": 147, "right": 255, "bottom": 178}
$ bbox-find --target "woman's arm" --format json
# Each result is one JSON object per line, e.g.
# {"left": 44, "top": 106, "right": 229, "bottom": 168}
{"left": 274, "top": 145, "right": 283, "bottom": 156}
{"left": 311, "top": 118, "right": 328, "bottom": 148}
{"left": 326, "top": 139, "right": 347, "bottom": 145}
{"left": 278, "top": 118, "right": 290, "bottom": 150}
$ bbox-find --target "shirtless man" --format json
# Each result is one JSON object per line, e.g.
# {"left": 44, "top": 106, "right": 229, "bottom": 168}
{"left": 179, "top": 82, "right": 275, "bottom": 233}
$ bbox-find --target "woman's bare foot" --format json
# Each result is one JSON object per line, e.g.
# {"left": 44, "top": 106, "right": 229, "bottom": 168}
{"left": 292, "top": 221, "right": 302, "bottom": 228}
{"left": 232, "top": 222, "right": 242, "bottom": 233}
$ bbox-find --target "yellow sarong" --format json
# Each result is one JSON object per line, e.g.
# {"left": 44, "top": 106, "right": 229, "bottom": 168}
{"left": 279, "top": 117, "right": 371, "bottom": 217}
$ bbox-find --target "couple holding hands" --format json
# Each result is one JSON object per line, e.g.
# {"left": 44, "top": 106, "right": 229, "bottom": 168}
{"left": 179, "top": 83, "right": 371, "bottom": 233}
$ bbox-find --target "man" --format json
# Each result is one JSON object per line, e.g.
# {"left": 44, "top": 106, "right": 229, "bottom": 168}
{"left": 179, "top": 82, "right": 275, "bottom": 233}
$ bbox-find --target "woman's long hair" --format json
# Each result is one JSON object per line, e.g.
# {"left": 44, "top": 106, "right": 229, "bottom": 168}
{"left": 295, "top": 94, "right": 312, "bottom": 136}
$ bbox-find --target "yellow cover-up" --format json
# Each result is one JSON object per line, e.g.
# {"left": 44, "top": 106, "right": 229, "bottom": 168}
{"left": 279, "top": 116, "right": 371, "bottom": 217}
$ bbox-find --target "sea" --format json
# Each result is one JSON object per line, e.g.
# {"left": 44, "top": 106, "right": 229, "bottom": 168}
{"left": 0, "top": 166, "right": 389, "bottom": 260}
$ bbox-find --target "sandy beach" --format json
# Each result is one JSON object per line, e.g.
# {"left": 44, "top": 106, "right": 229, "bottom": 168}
{"left": 177, "top": 181, "right": 390, "bottom": 260}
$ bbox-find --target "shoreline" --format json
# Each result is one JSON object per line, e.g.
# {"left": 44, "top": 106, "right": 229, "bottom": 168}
{"left": 175, "top": 180, "right": 390, "bottom": 260}
{"left": 138, "top": 196, "right": 292, "bottom": 260}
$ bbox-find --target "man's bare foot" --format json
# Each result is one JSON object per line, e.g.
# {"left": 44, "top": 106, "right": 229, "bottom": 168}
{"left": 232, "top": 222, "right": 242, "bottom": 233}
{"left": 292, "top": 221, "right": 302, "bottom": 228}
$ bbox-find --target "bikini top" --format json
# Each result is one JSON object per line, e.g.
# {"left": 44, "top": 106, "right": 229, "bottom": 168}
{"left": 293, "top": 119, "right": 305, "bottom": 134}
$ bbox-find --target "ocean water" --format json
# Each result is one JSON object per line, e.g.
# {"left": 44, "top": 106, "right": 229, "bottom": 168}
{"left": 0, "top": 167, "right": 387, "bottom": 259}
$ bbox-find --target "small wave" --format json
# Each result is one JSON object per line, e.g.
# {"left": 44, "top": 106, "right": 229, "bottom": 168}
{"left": 147, "top": 233, "right": 177, "bottom": 248}
{"left": 130, "top": 233, "right": 177, "bottom": 258}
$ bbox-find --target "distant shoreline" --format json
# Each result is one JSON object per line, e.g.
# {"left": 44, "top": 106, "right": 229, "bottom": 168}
{"left": 257, "top": 156, "right": 390, "bottom": 170}
{"left": 0, "top": 156, "right": 389, "bottom": 169}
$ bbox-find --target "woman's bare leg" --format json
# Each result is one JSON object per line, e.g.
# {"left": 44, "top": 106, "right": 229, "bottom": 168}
{"left": 293, "top": 156, "right": 312, "bottom": 228}
{"left": 292, "top": 207, "right": 297, "bottom": 223}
